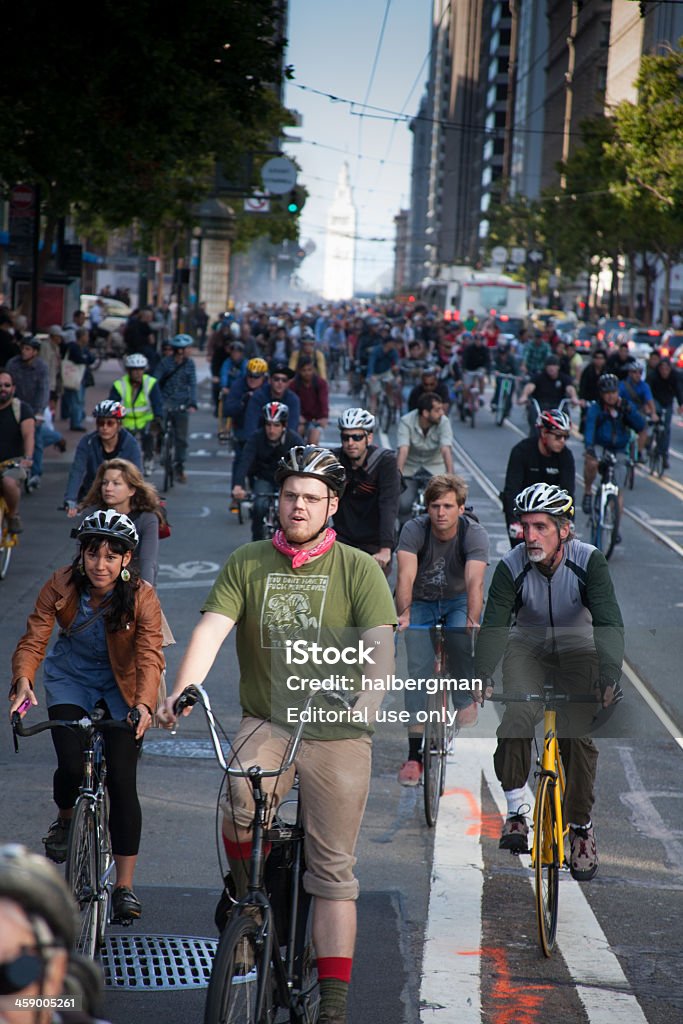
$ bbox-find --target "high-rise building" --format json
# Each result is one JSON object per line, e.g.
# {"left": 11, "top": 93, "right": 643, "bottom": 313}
{"left": 509, "top": 0, "right": 548, "bottom": 199}
{"left": 407, "top": 93, "right": 431, "bottom": 288}
{"left": 393, "top": 210, "right": 410, "bottom": 293}
{"left": 323, "top": 163, "right": 356, "bottom": 300}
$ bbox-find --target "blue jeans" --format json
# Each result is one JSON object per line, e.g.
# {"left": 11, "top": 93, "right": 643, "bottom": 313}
{"left": 63, "top": 386, "right": 85, "bottom": 429}
{"left": 403, "top": 596, "right": 474, "bottom": 716}
{"left": 30, "top": 422, "right": 44, "bottom": 477}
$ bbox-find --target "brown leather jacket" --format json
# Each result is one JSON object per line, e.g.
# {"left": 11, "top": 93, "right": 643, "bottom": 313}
{"left": 11, "top": 566, "right": 164, "bottom": 712}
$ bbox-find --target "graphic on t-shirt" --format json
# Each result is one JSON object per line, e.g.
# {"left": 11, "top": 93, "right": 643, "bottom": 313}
{"left": 420, "top": 556, "right": 447, "bottom": 601}
{"left": 260, "top": 573, "right": 329, "bottom": 648}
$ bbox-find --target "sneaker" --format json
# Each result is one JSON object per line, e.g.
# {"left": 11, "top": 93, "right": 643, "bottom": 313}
{"left": 43, "top": 818, "right": 70, "bottom": 863}
{"left": 581, "top": 494, "right": 592, "bottom": 515}
{"left": 569, "top": 824, "right": 598, "bottom": 881}
{"left": 175, "top": 468, "right": 187, "bottom": 484}
{"left": 26, "top": 475, "right": 41, "bottom": 492}
{"left": 398, "top": 759, "right": 423, "bottom": 787}
{"left": 214, "top": 872, "right": 238, "bottom": 932}
{"left": 54, "top": 438, "right": 67, "bottom": 453}
{"left": 663, "top": 456, "right": 670, "bottom": 470}
{"left": 499, "top": 813, "right": 529, "bottom": 854}
{"left": 111, "top": 886, "right": 142, "bottom": 923}
{"left": 7, "top": 515, "right": 23, "bottom": 534}
{"left": 143, "top": 458, "right": 154, "bottom": 476}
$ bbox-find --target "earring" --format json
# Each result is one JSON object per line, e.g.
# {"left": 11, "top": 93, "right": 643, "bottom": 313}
{"left": 120, "top": 567, "right": 131, "bottom": 582}
{"left": 78, "top": 560, "right": 86, "bottom": 575}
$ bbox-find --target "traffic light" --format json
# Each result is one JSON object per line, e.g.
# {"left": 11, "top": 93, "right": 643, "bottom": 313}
{"left": 285, "top": 186, "right": 306, "bottom": 215}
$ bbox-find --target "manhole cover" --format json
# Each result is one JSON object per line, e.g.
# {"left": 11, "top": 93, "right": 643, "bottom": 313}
{"left": 101, "top": 934, "right": 217, "bottom": 989}
{"left": 143, "top": 738, "right": 231, "bottom": 759}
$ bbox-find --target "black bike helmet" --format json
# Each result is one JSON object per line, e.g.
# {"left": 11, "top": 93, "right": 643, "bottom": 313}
{"left": 76, "top": 509, "right": 138, "bottom": 550}
{"left": 598, "top": 373, "right": 620, "bottom": 393}
{"left": 0, "top": 843, "right": 77, "bottom": 949}
{"left": 275, "top": 446, "right": 346, "bottom": 496}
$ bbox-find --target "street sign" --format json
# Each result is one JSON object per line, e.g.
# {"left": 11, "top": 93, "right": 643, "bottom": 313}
{"left": 510, "top": 246, "right": 526, "bottom": 265}
{"left": 491, "top": 245, "right": 508, "bottom": 264}
{"left": 261, "top": 157, "right": 297, "bottom": 195}
{"left": 528, "top": 249, "right": 544, "bottom": 263}
{"left": 244, "top": 192, "right": 271, "bottom": 213}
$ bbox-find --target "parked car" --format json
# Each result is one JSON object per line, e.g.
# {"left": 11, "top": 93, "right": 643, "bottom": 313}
{"left": 570, "top": 324, "right": 599, "bottom": 352}
{"left": 625, "top": 327, "right": 663, "bottom": 359}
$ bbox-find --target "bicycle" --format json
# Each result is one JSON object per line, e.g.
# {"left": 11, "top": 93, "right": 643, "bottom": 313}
{"left": 376, "top": 372, "right": 400, "bottom": 433}
{"left": 12, "top": 706, "right": 140, "bottom": 958}
{"left": 0, "top": 459, "right": 21, "bottom": 579}
{"left": 160, "top": 406, "right": 185, "bottom": 493}
{"left": 646, "top": 419, "right": 666, "bottom": 477}
{"left": 488, "top": 686, "right": 599, "bottom": 957}
{"left": 589, "top": 448, "right": 620, "bottom": 560}
{"left": 172, "top": 684, "right": 320, "bottom": 1024}
{"left": 493, "top": 373, "right": 516, "bottom": 426}
{"left": 235, "top": 491, "right": 280, "bottom": 540}
{"left": 410, "top": 466, "right": 432, "bottom": 518}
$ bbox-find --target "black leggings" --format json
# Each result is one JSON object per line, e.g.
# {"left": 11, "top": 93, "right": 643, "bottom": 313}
{"left": 48, "top": 703, "right": 142, "bottom": 857}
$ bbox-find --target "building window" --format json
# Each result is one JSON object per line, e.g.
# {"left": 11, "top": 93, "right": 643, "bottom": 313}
{"left": 597, "top": 66, "right": 607, "bottom": 92}
{"left": 482, "top": 166, "right": 492, "bottom": 187}
{"left": 600, "top": 20, "right": 610, "bottom": 48}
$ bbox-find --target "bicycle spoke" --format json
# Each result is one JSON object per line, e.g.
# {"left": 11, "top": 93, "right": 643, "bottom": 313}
{"left": 65, "top": 801, "right": 99, "bottom": 958}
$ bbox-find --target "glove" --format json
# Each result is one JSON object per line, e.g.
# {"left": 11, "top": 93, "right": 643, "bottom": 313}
{"left": 508, "top": 522, "right": 524, "bottom": 540}
{"left": 598, "top": 676, "right": 624, "bottom": 707}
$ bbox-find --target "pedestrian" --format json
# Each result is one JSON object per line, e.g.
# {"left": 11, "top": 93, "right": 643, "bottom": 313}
{"left": 62, "top": 327, "right": 96, "bottom": 432}
{"left": 0, "top": 368, "right": 35, "bottom": 534}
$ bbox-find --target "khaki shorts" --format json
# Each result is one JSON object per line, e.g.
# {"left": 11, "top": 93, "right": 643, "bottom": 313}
{"left": 223, "top": 716, "right": 372, "bottom": 901}
{"left": 0, "top": 466, "right": 26, "bottom": 483}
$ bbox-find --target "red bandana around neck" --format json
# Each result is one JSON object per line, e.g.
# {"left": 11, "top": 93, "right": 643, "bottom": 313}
{"left": 272, "top": 527, "right": 336, "bottom": 568}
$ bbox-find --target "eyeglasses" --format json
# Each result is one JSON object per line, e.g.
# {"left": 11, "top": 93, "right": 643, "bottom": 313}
{"left": 281, "top": 491, "right": 326, "bottom": 505}
{"left": 340, "top": 433, "right": 367, "bottom": 442}
{"left": 0, "top": 952, "right": 43, "bottom": 995}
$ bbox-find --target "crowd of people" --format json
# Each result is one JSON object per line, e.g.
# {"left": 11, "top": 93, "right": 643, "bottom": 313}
{"left": 0, "top": 294, "right": 659, "bottom": 1024}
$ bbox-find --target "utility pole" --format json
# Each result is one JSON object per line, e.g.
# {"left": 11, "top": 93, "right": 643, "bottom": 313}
{"left": 560, "top": 0, "right": 580, "bottom": 190}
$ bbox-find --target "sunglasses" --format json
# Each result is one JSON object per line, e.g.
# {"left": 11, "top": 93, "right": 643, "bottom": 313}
{"left": 247, "top": 373, "right": 264, "bottom": 379}
{"left": 340, "top": 433, "right": 367, "bottom": 442}
{"left": 545, "top": 431, "right": 569, "bottom": 440}
{"left": 270, "top": 375, "right": 289, "bottom": 383}
{"left": 0, "top": 952, "right": 43, "bottom": 995}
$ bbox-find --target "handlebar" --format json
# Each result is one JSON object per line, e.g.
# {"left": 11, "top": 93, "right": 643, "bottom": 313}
{"left": 12, "top": 709, "right": 139, "bottom": 753}
{"left": 486, "top": 692, "right": 600, "bottom": 705}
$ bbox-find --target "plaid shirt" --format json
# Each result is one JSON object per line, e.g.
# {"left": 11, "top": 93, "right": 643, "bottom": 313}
{"left": 154, "top": 356, "right": 197, "bottom": 408}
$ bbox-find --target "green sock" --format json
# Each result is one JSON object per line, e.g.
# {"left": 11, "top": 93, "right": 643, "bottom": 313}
{"left": 319, "top": 978, "right": 349, "bottom": 1023}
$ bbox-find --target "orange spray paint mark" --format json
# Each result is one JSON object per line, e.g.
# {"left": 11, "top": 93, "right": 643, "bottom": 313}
{"left": 444, "top": 787, "right": 503, "bottom": 839}
{"left": 459, "top": 947, "right": 553, "bottom": 1024}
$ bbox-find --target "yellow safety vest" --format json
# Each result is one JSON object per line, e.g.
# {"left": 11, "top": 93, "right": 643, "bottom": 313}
{"left": 113, "top": 375, "right": 155, "bottom": 431}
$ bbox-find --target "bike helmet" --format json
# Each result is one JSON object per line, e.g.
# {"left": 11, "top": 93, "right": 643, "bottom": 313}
{"left": 229, "top": 322, "right": 241, "bottom": 338}
{"left": 598, "top": 373, "right": 620, "bottom": 392}
{"left": 247, "top": 357, "right": 268, "bottom": 376}
{"left": 626, "top": 358, "right": 645, "bottom": 374}
{"left": 76, "top": 509, "right": 139, "bottom": 550}
{"left": 0, "top": 843, "right": 77, "bottom": 948}
{"left": 124, "top": 353, "right": 148, "bottom": 369}
{"left": 170, "top": 334, "right": 193, "bottom": 348}
{"left": 338, "top": 408, "right": 375, "bottom": 432}
{"left": 513, "top": 483, "right": 575, "bottom": 519}
{"left": 537, "top": 408, "right": 571, "bottom": 434}
{"left": 275, "top": 446, "right": 346, "bottom": 496}
{"left": 263, "top": 401, "right": 289, "bottom": 425}
{"left": 92, "top": 399, "right": 125, "bottom": 420}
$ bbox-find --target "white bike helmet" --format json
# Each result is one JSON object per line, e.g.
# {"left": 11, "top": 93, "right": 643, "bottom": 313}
{"left": 513, "top": 483, "right": 575, "bottom": 519}
{"left": 77, "top": 509, "right": 139, "bottom": 549}
{"left": 337, "top": 408, "right": 375, "bottom": 432}
{"left": 537, "top": 408, "right": 571, "bottom": 433}
{"left": 124, "top": 353, "right": 148, "bottom": 369}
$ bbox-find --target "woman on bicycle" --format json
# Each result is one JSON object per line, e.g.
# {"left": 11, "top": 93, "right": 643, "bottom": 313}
{"left": 8, "top": 509, "right": 164, "bottom": 924}
{"left": 79, "top": 457, "right": 164, "bottom": 586}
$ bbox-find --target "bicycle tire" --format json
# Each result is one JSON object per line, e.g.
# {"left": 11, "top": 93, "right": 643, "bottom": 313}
{"left": 495, "top": 398, "right": 506, "bottom": 426}
{"left": 533, "top": 774, "right": 560, "bottom": 957}
{"left": 469, "top": 398, "right": 477, "bottom": 429}
{"left": 423, "top": 696, "right": 444, "bottom": 828}
{"left": 625, "top": 461, "right": 635, "bottom": 491}
{"left": 161, "top": 432, "right": 175, "bottom": 493}
{"left": 65, "top": 799, "right": 100, "bottom": 958}
{"left": 596, "top": 493, "right": 619, "bottom": 560}
{"left": 378, "top": 397, "right": 392, "bottom": 434}
{"left": 204, "top": 911, "right": 274, "bottom": 1024}
{"left": 0, "top": 541, "right": 12, "bottom": 580}
{"left": 290, "top": 894, "right": 320, "bottom": 1024}
{"left": 649, "top": 443, "right": 664, "bottom": 477}
{"left": 96, "top": 792, "right": 112, "bottom": 948}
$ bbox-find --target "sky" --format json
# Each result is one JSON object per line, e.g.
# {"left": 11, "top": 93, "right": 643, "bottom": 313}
{"left": 282, "top": 0, "right": 432, "bottom": 295}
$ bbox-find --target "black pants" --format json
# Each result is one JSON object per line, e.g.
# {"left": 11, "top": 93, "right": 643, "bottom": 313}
{"left": 49, "top": 703, "right": 142, "bottom": 857}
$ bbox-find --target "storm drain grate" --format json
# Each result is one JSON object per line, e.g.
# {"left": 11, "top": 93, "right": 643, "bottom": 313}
{"left": 101, "top": 934, "right": 217, "bottom": 989}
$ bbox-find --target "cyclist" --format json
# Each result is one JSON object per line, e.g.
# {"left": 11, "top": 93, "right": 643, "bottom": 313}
{"left": 582, "top": 373, "right": 645, "bottom": 526}
{"left": 520, "top": 329, "right": 551, "bottom": 380}
{"left": 366, "top": 329, "right": 401, "bottom": 416}
{"left": 474, "top": 483, "right": 624, "bottom": 880}
{"left": 9, "top": 510, "right": 164, "bottom": 923}
{"left": 460, "top": 332, "right": 490, "bottom": 411}
{"left": 646, "top": 357, "right": 683, "bottom": 470}
{"left": 6, "top": 335, "right": 49, "bottom": 490}
{"left": 406, "top": 365, "right": 450, "bottom": 412}
{"left": 605, "top": 339, "right": 633, "bottom": 380}
{"left": 0, "top": 368, "right": 35, "bottom": 534}
{"left": 332, "top": 408, "right": 402, "bottom": 571}
{"left": 110, "top": 353, "right": 164, "bottom": 475}
{"left": 223, "top": 356, "right": 269, "bottom": 486}
{"left": 0, "top": 843, "right": 113, "bottom": 1024}
{"left": 395, "top": 473, "right": 489, "bottom": 785}
{"left": 64, "top": 400, "right": 142, "bottom": 516}
{"left": 290, "top": 354, "right": 330, "bottom": 445}
{"left": 518, "top": 354, "right": 579, "bottom": 434}
{"left": 231, "top": 402, "right": 304, "bottom": 540}
{"left": 490, "top": 340, "right": 520, "bottom": 413}
{"left": 288, "top": 332, "right": 328, "bottom": 380}
{"left": 243, "top": 358, "right": 301, "bottom": 437}
{"left": 399, "top": 339, "right": 432, "bottom": 406}
{"left": 502, "top": 408, "right": 575, "bottom": 547}
{"left": 322, "top": 318, "right": 347, "bottom": 379}
{"left": 396, "top": 392, "right": 454, "bottom": 526}
{"left": 160, "top": 446, "right": 396, "bottom": 1024}
{"left": 153, "top": 333, "right": 198, "bottom": 484}
{"left": 618, "top": 359, "right": 657, "bottom": 461}
{"left": 578, "top": 347, "right": 608, "bottom": 434}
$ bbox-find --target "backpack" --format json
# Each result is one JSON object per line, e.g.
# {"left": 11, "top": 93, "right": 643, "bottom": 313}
{"left": 416, "top": 506, "right": 480, "bottom": 568}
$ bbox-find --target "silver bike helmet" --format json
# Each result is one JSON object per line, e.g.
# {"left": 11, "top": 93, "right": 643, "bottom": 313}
{"left": 124, "top": 353, "right": 148, "bottom": 370}
{"left": 513, "top": 483, "right": 575, "bottom": 519}
{"left": 263, "top": 401, "right": 289, "bottom": 425}
{"left": 275, "top": 446, "right": 346, "bottom": 496}
{"left": 77, "top": 509, "right": 139, "bottom": 549}
{"left": 337, "top": 408, "right": 375, "bottom": 432}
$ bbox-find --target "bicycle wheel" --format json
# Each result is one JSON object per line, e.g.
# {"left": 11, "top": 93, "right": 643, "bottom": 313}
{"left": 290, "top": 894, "right": 319, "bottom": 1024}
{"left": 0, "top": 541, "right": 12, "bottom": 580}
{"left": 495, "top": 392, "right": 507, "bottom": 426}
{"left": 423, "top": 696, "right": 444, "bottom": 828}
{"left": 625, "top": 460, "right": 635, "bottom": 491}
{"left": 469, "top": 397, "right": 477, "bottom": 428}
{"left": 204, "top": 911, "right": 273, "bottom": 1024}
{"left": 595, "top": 493, "right": 619, "bottom": 560}
{"left": 161, "top": 432, "right": 175, "bottom": 493}
{"left": 649, "top": 441, "right": 664, "bottom": 477}
{"left": 65, "top": 799, "right": 99, "bottom": 958}
{"left": 96, "top": 792, "right": 113, "bottom": 948}
{"left": 533, "top": 775, "right": 560, "bottom": 957}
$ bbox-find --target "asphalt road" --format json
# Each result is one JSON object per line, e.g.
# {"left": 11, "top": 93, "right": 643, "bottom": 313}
{"left": 1, "top": 356, "right": 682, "bottom": 1023}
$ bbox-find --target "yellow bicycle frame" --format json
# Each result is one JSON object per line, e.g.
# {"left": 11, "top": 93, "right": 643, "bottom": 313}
{"left": 531, "top": 707, "right": 567, "bottom": 869}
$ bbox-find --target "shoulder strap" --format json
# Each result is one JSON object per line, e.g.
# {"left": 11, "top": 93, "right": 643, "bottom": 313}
{"left": 11, "top": 398, "right": 21, "bottom": 424}
{"left": 59, "top": 596, "right": 112, "bottom": 639}
{"left": 416, "top": 517, "right": 431, "bottom": 565}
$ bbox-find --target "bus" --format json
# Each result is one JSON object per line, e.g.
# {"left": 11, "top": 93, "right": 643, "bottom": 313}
{"left": 421, "top": 267, "right": 528, "bottom": 323}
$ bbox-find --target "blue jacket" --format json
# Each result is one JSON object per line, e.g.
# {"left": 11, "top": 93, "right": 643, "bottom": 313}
{"left": 584, "top": 397, "right": 645, "bottom": 452}
{"left": 243, "top": 384, "right": 301, "bottom": 437}
{"left": 64, "top": 429, "right": 143, "bottom": 505}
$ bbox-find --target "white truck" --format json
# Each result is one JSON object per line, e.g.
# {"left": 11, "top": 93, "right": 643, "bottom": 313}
{"left": 421, "top": 266, "right": 528, "bottom": 323}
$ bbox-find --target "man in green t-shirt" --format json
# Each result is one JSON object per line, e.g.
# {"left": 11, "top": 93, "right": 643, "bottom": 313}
{"left": 162, "top": 446, "right": 396, "bottom": 1024}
